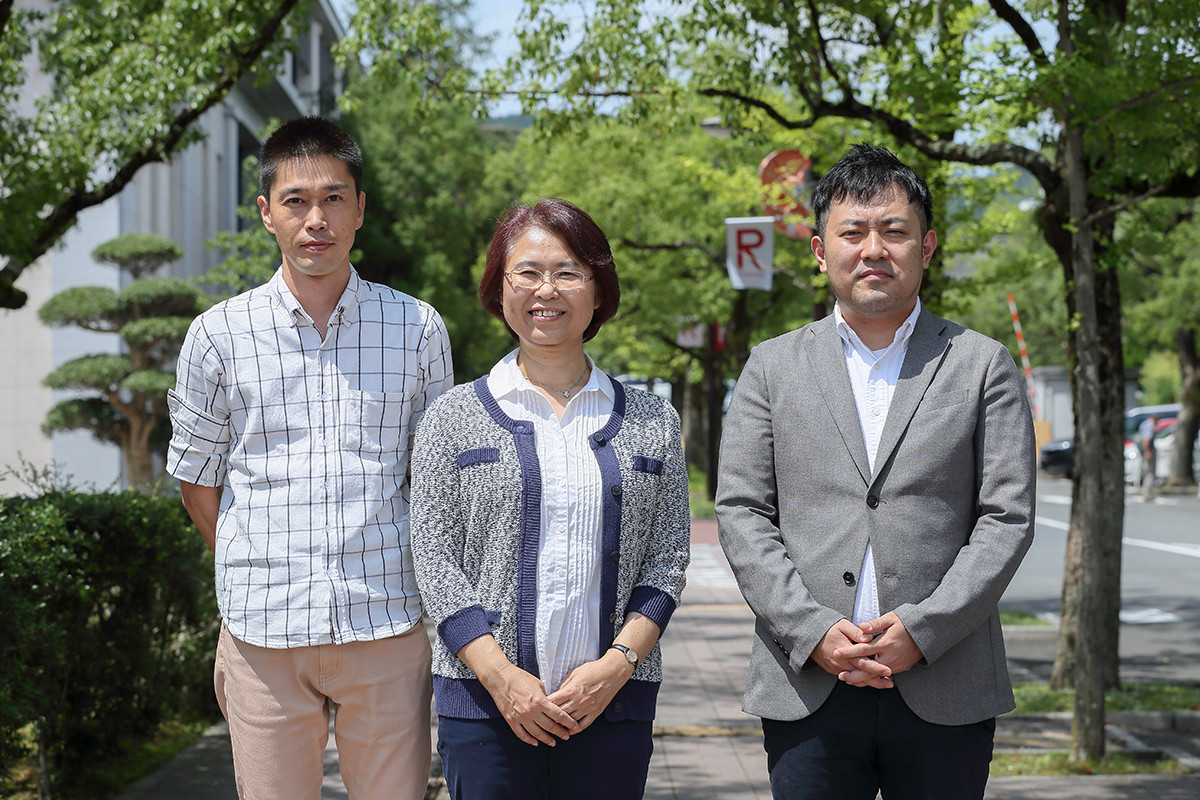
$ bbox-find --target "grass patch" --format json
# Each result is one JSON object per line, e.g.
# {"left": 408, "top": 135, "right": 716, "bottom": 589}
{"left": 1013, "top": 682, "right": 1200, "bottom": 715}
{"left": 4, "top": 718, "right": 214, "bottom": 800}
{"left": 991, "top": 751, "right": 1188, "bottom": 776}
{"left": 688, "top": 464, "right": 715, "bottom": 519}
{"left": 1000, "top": 610, "right": 1051, "bottom": 626}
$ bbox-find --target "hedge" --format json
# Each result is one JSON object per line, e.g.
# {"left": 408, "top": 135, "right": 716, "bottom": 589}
{"left": 0, "top": 490, "right": 217, "bottom": 798}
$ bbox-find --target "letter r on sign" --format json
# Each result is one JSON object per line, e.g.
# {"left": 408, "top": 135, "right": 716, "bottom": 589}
{"left": 737, "top": 229, "right": 765, "bottom": 270}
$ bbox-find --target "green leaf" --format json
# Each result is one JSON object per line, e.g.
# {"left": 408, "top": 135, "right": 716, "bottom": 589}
{"left": 38, "top": 286, "right": 121, "bottom": 331}
{"left": 43, "top": 354, "right": 134, "bottom": 392}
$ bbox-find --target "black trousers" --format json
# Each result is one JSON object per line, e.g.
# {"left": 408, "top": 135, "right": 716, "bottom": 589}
{"left": 762, "top": 682, "right": 995, "bottom": 800}
{"left": 438, "top": 715, "right": 653, "bottom": 800}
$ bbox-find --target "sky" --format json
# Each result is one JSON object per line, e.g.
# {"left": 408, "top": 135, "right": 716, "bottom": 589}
{"left": 466, "top": 0, "right": 526, "bottom": 116}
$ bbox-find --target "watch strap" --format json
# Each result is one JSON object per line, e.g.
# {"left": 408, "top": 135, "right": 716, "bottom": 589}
{"left": 609, "top": 643, "right": 638, "bottom": 666}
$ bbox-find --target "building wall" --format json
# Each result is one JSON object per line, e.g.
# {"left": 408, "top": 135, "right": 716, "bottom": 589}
{"left": 0, "top": 1, "right": 344, "bottom": 494}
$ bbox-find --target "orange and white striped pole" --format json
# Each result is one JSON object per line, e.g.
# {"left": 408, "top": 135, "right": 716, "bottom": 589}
{"left": 1006, "top": 292, "right": 1040, "bottom": 419}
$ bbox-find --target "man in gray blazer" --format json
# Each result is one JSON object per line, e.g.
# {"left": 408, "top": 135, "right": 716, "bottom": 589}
{"left": 716, "top": 144, "right": 1035, "bottom": 800}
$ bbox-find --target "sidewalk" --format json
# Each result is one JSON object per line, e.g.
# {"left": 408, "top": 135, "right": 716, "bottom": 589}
{"left": 116, "top": 518, "right": 1200, "bottom": 800}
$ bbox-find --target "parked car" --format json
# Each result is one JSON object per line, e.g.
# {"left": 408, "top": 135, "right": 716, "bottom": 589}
{"left": 1125, "top": 419, "right": 1200, "bottom": 486}
{"left": 1124, "top": 403, "right": 1181, "bottom": 441}
{"left": 1039, "top": 437, "right": 1074, "bottom": 476}
{"left": 1039, "top": 404, "right": 1181, "bottom": 479}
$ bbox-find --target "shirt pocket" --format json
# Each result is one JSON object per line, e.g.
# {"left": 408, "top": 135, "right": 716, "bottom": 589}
{"left": 344, "top": 389, "right": 408, "bottom": 455}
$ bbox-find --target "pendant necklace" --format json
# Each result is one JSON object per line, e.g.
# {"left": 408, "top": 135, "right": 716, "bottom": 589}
{"left": 524, "top": 364, "right": 590, "bottom": 398}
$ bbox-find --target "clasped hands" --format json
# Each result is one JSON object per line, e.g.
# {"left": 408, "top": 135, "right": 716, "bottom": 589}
{"left": 815, "top": 613, "right": 923, "bottom": 689}
{"left": 482, "top": 651, "right": 632, "bottom": 747}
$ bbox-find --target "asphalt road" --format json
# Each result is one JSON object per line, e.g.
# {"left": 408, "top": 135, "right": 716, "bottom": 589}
{"left": 1001, "top": 474, "right": 1200, "bottom": 684}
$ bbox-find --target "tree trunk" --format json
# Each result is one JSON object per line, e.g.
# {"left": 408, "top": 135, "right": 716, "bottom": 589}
{"left": 124, "top": 411, "right": 157, "bottom": 493}
{"left": 1061, "top": 120, "right": 1107, "bottom": 762}
{"left": 1169, "top": 325, "right": 1199, "bottom": 485}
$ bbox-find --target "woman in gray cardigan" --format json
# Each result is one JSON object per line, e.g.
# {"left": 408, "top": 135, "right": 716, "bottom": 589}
{"left": 410, "top": 198, "right": 690, "bottom": 800}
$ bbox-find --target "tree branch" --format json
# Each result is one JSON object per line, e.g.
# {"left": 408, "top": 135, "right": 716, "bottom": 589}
{"left": 988, "top": 0, "right": 1049, "bottom": 66}
{"left": 1094, "top": 76, "right": 1200, "bottom": 125}
{"left": 0, "top": 0, "right": 13, "bottom": 41}
{"left": 0, "top": 0, "right": 303, "bottom": 309}
{"left": 619, "top": 237, "right": 722, "bottom": 265}
{"left": 1081, "top": 185, "right": 1167, "bottom": 229}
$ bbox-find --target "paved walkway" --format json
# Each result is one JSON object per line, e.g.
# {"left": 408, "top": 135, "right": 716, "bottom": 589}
{"left": 115, "top": 518, "right": 1200, "bottom": 800}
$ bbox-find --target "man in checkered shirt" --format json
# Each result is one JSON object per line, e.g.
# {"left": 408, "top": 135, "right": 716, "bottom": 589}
{"left": 167, "top": 116, "right": 453, "bottom": 800}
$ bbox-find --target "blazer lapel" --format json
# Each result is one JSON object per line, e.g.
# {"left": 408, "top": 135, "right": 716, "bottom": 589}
{"left": 871, "top": 308, "right": 952, "bottom": 482}
{"left": 802, "top": 317, "right": 872, "bottom": 486}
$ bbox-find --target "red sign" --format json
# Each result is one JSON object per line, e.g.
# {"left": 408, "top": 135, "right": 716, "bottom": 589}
{"left": 759, "top": 149, "right": 815, "bottom": 239}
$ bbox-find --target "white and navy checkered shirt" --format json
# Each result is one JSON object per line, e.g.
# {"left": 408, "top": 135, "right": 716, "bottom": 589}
{"left": 166, "top": 268, "right": 453, "bottom": 648}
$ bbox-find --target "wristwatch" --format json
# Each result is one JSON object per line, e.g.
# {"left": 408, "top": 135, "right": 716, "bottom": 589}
{"left": 609, "top": 643, "right": 638, "bottom": 667}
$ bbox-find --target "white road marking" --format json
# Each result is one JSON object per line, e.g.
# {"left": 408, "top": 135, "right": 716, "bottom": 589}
{"left": 1036, "top": 517, "right": 1200, "bottom": 559}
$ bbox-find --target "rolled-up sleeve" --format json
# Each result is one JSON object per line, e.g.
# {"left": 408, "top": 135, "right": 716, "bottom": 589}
{"left": 166, "top": 317, "right": 231, "bottom": 487}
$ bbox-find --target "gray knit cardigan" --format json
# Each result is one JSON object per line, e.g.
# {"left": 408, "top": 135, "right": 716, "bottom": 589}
{"left": 410, "top": 375, "right": 690, "bottom": 722}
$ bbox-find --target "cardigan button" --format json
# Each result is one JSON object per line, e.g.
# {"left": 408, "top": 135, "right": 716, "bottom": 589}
{"left": 609, "top": 612, "right": 619, "bottom": 623}
{"left": 612, "top": 701, "right": 624, "bottom": 714}
{"left": 610, "top": 551, "right": 620, "bottom": 564}
{"left": 611, "top": 485, "right": 623, "bottom": 497}
{"left": 592, "top": 432, "right": 606, "bottom": 445}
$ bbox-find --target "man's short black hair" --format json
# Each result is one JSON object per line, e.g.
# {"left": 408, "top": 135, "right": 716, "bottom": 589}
{"left": 258, "top": 116, "right": 363, "bottom": 199}
{"left": 811, "top": 143, "right": 933, "bottom": 239}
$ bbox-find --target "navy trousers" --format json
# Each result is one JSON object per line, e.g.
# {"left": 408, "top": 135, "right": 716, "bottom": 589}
{"left": 762, "top": 682, "right": 995, "bottom": 800}
{"left": 438, "top": 715, "right": 653, "bottom": 800}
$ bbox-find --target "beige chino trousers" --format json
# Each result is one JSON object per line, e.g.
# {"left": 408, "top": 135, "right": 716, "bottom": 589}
{"left": 215, "top": 623, "right": 433, "bottom": 800}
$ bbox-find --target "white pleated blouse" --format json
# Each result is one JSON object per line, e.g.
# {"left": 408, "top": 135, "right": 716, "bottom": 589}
{"left": 487, "top": 349, "right": 615, "bottom": 692}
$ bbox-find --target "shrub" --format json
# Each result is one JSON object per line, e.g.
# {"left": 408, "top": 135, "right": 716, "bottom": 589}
{"left": 0, "top": 491, "right": 217, "bottom": 798}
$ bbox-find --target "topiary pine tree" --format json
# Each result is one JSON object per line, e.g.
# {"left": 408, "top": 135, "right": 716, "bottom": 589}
{"left": 38, "top": 233, "right": 203, "bottom": 493}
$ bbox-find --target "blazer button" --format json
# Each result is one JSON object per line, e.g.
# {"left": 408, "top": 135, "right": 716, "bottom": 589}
{"left": 843, "top": 571, "right": 856, "bottom": 586}
{"left": 866, "top": 495, "right": 879, "bottom": 509}
{"left": 610, "top": 551, "right": 621, "bottom": 564}
{"left": 611, "top": 485, "right": 623, "bottom": 497}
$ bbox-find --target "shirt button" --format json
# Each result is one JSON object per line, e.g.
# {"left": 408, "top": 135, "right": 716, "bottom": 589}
{"left": 872, "top": 408, "right": 882, "bottom": 417}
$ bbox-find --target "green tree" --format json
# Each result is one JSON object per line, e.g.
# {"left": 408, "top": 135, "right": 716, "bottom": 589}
{"left": 489, "top": 105, "right": 847, "bottom": 495}
{"left": 344, "top": 68, "right": 514, "bottom": 382}
{"left": 38, "top": 234, "right": 203, "bottom": 493}
{"left": 0, "top": 0, "right": 305, "bottom": 309}
{"left": 495, "top": 0, "right": 1200, "bottom": 761}
{"left": 1122, "top": 200, "right": 1200, "bottom": 484}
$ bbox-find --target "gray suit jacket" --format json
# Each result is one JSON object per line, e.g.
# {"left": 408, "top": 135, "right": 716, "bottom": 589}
{"left": 715, "top": 308, "right": 1035, "bottom": 726}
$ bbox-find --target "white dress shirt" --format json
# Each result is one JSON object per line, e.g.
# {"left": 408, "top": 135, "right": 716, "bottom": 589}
{"left": 487, "top": 349, "right": 614, "bottom": 693}
{"left": 167, "top": 268, "right": 453, "bottom": 648}
{"left": 834, "top": 300, "right": 922, "bottom": 626}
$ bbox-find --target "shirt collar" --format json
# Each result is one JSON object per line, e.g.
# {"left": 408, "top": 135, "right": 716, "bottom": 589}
{"left": 492, "top": 348, "right": 613, "bottom": 402}
{"left": 269, "top": 267, "right": 363, "bottom": 329}
{"left": 834, "top": 298, "right": 922, "bottom": 355}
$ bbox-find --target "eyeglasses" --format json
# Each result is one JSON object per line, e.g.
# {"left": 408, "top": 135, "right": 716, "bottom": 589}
{"left": 504, "top": 267, "right": 594, "bottom": 292}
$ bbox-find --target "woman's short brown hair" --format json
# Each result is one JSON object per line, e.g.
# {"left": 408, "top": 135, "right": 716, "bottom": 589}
{"left": 478, "top": 198, "right": 620, "bottom": 343}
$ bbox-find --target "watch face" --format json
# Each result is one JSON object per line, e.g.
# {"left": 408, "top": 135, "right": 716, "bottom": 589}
{"left": 625, "top": 649, "right": 637, "bottom": 664}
